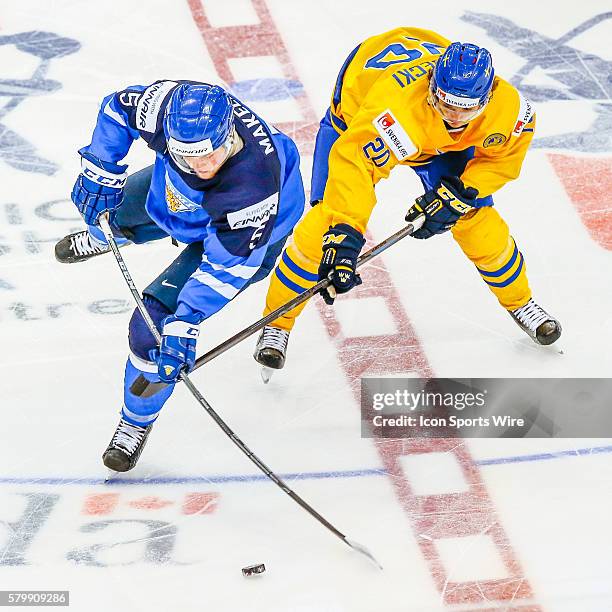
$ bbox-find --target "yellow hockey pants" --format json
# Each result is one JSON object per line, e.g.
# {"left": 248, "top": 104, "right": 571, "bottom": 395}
{"left": 262, "top": 204, "right": 531, "bottom": 331}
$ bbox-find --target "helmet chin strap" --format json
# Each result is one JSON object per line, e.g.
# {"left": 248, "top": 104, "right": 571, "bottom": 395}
{"left": 444, "top": 121, "right": 469, "bottom": 132}
{"left": 168, "top": 151, "right": 195, "bottom": 174}
{"left": 227, "top": 129, "right": 244, "bottom": 157}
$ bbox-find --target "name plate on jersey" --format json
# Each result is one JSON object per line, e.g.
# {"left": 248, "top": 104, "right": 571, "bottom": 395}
{"left": 373, "top": 109, "right": 416, "bottom": 161}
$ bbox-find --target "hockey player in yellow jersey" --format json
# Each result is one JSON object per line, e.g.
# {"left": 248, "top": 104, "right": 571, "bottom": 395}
{"left": 254, "top": 28, "right": 561, "bottom": 374}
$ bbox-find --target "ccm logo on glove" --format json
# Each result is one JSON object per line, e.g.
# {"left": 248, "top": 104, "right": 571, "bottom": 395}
{"left": 318, "top": 224, "right": 365, "bottom": 305}
{"left": 406, "top": 176, "right": 478, "bottom": 240}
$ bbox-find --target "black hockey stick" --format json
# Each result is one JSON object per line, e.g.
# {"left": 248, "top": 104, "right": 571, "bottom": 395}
{"left": 99, "top": 212, "right": 383, "bottom": 569}
{"left": 131, "top": 214, "right": 425, "bottom": 394}
{"left": 192, "top": 214, "right": 426, "bottom": 371}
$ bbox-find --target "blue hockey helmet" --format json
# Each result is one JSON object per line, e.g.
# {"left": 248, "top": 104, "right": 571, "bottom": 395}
{"left": 429, "top": 42, "right": 494, "bottom": 123}
{"left": 164, "top": 83, "right": 234, "bottom": 172}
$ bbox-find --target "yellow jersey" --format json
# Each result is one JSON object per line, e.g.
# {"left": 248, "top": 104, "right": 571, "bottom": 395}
{"left": 324, "top": 28, "right": 536, "bottom": 232}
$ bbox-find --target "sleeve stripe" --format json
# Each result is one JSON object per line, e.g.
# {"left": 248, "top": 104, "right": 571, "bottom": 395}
{"left": 104, "top": 99, "right": 128, "bottom": 127}
{"left": 191, "top": 270, "right": 240, "bottom": 300}
{"left": 332, "top": 43, "right": 361, "bottom": 109}
{"left": 200, "top": 253, "right": 259, "bottom": 279}
{"left": 330, "top": 109, "right": 348, "bottom": 133}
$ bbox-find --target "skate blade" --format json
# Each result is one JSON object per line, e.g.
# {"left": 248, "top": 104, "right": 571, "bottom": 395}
{"left": 518, "top": 337, "right": 565, "bottom": 356}
{"left": 549, "top": 341, "right": 565, "bottom": 356}
{"left": 260, "top": 367, "right": 274, "bottom": 384}
{"left": 104, "top": 469, "right": 120, "bottom": 483}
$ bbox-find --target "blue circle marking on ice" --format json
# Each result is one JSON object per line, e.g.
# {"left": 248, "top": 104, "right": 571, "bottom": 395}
{"left": 230, "top": 78, "right": 304, "bottom": 102}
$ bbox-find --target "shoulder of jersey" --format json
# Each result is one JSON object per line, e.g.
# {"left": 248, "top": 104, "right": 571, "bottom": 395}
{"left": 133, "top": 80, "right": 179, "bottom": 134}
{"left": 487, "top": 77, "right": 535, "bottom": 138}
{"left": 231, "top": 97, "right": 279, "bottom": 160}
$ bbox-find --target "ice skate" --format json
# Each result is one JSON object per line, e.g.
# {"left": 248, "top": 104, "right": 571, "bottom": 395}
{"left": 55, "top": 229, "right": 113, "bottom": 263}
{"left": 102, "top": 417, "right": 153, "bottom": 472}
{"left": 510, "top": 298, "right": 562, "bottom": 346}
{"left": 254, "top": 326, "right": 290, "bottom": 383}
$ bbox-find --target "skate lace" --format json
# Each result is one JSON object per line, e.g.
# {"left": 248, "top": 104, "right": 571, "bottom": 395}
{"left": 262, "top": 326, "right": 289, "bottom": 353}
{"left": 69, "top": 231, "right": 107, "bottom": 256}
{"left": 112, "top": 419, "right": 147, "bottom": 455}
{"left": 512, "top": 299, "right": 549, "bottom": 331}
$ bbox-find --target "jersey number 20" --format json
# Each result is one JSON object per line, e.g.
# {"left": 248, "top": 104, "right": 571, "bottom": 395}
{"left": 363, "top": 137, "right": 390, "bottom": 167}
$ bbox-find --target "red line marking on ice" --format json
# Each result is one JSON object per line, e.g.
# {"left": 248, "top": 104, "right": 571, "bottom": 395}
{"left": 188, "top": 1, "right": 540, "bottom": 608}
{"left": 182, "top": 492, "right": 219, "bottom": 515}
{"left": 82, "top": 493, "right": 119, "bottom": 515}
{"left": 128, "top": 496, "right": 174, "bottom": 510}
{"left": 82, "top": 492, "right": 218, "bottom": 515}
{"left": 187, "top": 0, "right": 319, "bottom": 155}
{"left": 548, "top": 153, "right": 612, "bottom": 250}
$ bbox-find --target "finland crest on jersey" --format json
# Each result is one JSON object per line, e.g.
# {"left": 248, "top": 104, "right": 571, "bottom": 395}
{"left": 165, "top": 173, "right": 200, "bottom": 213}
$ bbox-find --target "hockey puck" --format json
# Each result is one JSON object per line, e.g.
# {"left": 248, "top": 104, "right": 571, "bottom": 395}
{"left": 242, "top": 563, "right": 266, "bottom": 577}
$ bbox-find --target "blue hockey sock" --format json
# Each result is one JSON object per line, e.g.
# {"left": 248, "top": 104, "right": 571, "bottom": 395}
{"left": 122, "top": 353, "right": 175, "bottom": 426}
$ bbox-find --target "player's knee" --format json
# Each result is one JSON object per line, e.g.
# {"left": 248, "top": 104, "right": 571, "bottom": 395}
{"left": 293, "top": 212, "right": 332, "bottom": 264}
{"left": 286, "top": 242, "right": 318, "bottom": 272}
{"left": 128, "top": 296, "right": 172, "bottom": 361}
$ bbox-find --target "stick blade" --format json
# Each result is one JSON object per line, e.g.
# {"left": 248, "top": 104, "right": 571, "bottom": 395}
{"left": 345, "top": 538, "right": 383, "bottom": 570}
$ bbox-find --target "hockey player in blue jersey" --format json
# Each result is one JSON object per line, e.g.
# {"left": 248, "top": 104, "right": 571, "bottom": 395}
{"left": 55, "top": 81, "right": 305, "bottom": 471}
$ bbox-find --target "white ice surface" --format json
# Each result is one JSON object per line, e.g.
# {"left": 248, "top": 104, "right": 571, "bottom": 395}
{"left": 1, "top": 1, "right": 611, "bottom": 611}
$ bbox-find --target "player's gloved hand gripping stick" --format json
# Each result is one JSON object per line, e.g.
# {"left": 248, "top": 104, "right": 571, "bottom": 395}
{"left": 406, "top": 176, "right": 478, "bottom": 239}
{"left": 130, "top": 214, "right": 425, "bottom": 397}
{"left": 318, "top": 223, "right": 366, "bottom": 305}
{"left": 98, "top": 212, "right": 383, "bottom": 569}
{"left": 193, "top": 213, "right": 426, "bottom": 371}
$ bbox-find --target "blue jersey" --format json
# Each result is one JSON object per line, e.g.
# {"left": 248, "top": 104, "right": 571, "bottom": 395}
{"left": 81, "top": 80, "right": 305, "bottom": 320}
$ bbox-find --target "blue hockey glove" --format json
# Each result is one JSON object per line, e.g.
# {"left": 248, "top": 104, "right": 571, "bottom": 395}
{"left": 71, "top": 148, "right": 128, "bottom": 226}
{"left": 318, "top": 223, "right": 366, "bottom": 305}
{"left": 156, "top": 314, "right": 201, "bottom": 383}
{"left": 407, "top": 176, "right": 478, "bottom": 240}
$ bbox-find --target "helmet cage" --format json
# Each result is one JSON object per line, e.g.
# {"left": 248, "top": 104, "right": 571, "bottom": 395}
{"left": 163, "top": 83, "right": 235, "bottom": 174}
{"left": 428, "top": 76, "right": 491, "bottom": 125}
{"left": 168, "top": 126, "right": 236, "bottom": 175}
